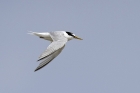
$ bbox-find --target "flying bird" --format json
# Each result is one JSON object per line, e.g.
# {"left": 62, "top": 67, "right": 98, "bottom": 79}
{"left": 29, "top": 31, "right": 82, "bottom": 71}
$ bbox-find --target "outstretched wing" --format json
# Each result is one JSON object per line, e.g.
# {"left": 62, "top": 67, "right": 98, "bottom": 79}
{"left": 38, "top": 41, "right": 66, "bottom": 61}
{"left": 35, "top": 31, "right": 68, "bottom": 71}
{"left": 34, "top": 45, "right": 65, "bottom": 71}
{"left": 38, "top": 31, "right": 68, "bottom": 61}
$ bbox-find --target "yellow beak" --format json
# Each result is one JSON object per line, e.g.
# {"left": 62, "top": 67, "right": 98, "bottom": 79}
{"left": 74, "top": 36, "right": 83, "bottom": 40}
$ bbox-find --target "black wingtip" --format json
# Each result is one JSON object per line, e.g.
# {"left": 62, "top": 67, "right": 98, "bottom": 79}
{"left": 34, "top": 69, "right": 38, "bottom": 72}
{"left": 34, "top": 66, "right": 42, "bottom": 72}
{"left": 34, "top": 67, "right": 40, "bottom": 72}
{"left": 37, "top": 57, "right": 46, "bottom": 61}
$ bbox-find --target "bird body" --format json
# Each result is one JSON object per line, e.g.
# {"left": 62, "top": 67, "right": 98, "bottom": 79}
{"left": 29, "top": 31, "right": 82, "bottom": 71}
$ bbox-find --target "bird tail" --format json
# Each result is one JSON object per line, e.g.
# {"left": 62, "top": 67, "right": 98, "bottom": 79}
{"left": 27, "top": 31, "right": 38, "bottom": 35}
{"left": 27, "top": 31, "right": 49, "bottom": 39}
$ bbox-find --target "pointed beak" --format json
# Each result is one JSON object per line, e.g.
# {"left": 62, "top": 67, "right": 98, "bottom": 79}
{"left": 73, "top": 36, "right": 83, "bottom": 40}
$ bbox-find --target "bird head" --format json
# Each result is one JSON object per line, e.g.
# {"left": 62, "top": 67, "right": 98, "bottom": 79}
{"left": 64, "top": 31, "right": 83, "bottom": 41}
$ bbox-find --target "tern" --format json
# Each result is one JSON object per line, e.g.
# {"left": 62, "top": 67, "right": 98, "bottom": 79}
{"left": 29, "top": 31, "right": 82, "bottom": 71}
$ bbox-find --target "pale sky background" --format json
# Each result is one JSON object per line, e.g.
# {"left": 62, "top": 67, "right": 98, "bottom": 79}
{"left": 0, "top": 0, "right": 140, "bottom": 93}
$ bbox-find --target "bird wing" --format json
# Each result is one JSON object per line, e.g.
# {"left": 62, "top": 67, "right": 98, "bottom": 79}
{"left": 38, "top": 41, "right": 66, "bottom": 61}
{"left": 38, "top": 31, "right": 68, "bottom": 61}
{"left": 34, "top": 45, "right": 65, "bottom": 71}
{"left": 35, "top": 31, "right": 68, "bottom": 71}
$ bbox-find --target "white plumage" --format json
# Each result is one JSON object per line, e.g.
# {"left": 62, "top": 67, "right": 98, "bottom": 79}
{"left": 29, "top": 31, "right": 82, "bottom": 71}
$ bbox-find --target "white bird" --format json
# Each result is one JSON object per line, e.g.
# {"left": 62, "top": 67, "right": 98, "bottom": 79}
{"left": 29, "top": 31, "right": 82, "bottom": 71}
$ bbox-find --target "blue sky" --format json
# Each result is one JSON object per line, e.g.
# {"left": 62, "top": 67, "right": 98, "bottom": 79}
{"left": 1, "top": 0, "right": 140, "bottom": 93}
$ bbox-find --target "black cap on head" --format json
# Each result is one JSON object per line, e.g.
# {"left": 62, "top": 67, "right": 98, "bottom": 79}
{"left": 66, "top": 32, "right": 74, "bottom": 36}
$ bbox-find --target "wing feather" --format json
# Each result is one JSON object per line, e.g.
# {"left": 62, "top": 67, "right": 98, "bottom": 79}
{"left": 38, "top": 41, "right": 65, "bottom": 61}
{"left": 38, "top": 31, "right": 67, "bottom": 61}
{"left": 35, "top": 31, "right": 68, "bottom": 71}
{"left": 34, "top": 45, "right": 65, "bottom": 71}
